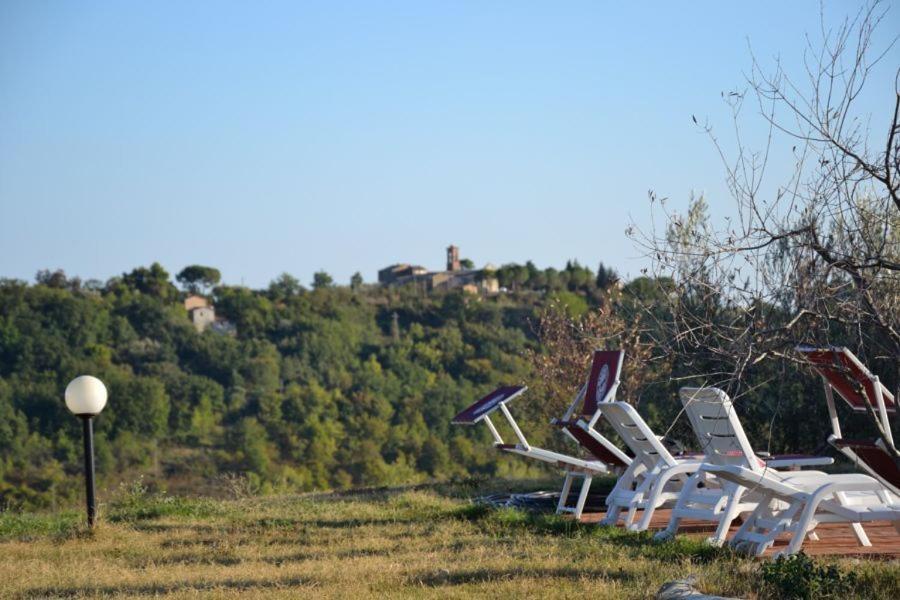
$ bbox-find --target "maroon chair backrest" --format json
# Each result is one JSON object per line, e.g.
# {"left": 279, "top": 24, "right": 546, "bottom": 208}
{"left": 579, "top": 350, "right": 624, "bottom": 417}
{"left": 564, "top": 423, "right": 629, "bottom": 467}
{"left": 798, "top": 345, "right": 896, "bottom": 414}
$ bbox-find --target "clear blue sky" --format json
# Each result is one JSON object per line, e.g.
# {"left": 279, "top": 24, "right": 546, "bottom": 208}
{"left": 1, "top": 2, "right": 897, "bottom": 288}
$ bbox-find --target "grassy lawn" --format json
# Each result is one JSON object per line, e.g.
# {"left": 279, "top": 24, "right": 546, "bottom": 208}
{"left": 0, "top": 478, "right": 897, "bottom": 599}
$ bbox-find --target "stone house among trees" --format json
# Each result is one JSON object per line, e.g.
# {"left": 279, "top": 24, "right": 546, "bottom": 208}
{"left": 184, "top": 294, "right": 234, "bottom": 334}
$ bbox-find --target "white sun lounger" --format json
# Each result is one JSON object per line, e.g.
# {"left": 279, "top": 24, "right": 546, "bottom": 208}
{"left": 704, "top": 463, "right": 899, "bottom": 557}
{"left": 598, "top": 401, "right": 712, "bottom": 531}
{"left": 654, "top": 387, "right": 834, "bottom": 546}
{"left": 681, "top": 388, "right": 899, "bottom": 556}
{"left": 451, "top": 350, "right": 631, "bottom": 519}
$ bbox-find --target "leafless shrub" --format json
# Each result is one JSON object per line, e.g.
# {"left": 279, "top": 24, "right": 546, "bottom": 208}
{"left": 527, "top": 295, "right": 662, "bottom": 423}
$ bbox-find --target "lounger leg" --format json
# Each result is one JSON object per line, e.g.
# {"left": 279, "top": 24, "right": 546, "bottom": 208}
{"left": 556, "top": 473, "right": 575, "bottom": 515}
{"left": 849, "top": 523, "right": 871, "bottom": 546}
{"left": 833, "top": 491, "right": 871, "bottom": 547}
{"left": 622, "top": 505, "right": 639, "bottom": 527}
{"left": 632, "top": 501, "right": 656, "bottom": 532}
{"left": 732, "top": 499, "right": 780, "bottom": 557}
{"left": 600, "top": 505, "right": 622, "bottom": 527}
{"left": 600, "top": 462, "right": 640, "bottom": 527}
{"left": 709, "top": 484, "right": 745, "bottom": 547}
{"left": 784, "top": 498, "right": 823, "bottom": 556}
{"left": 574, "top": 475, "right": 592, "bottom": 520}
{"left": 653, "top": 474, "right": 698, "bottom": 542}
{"left": 633, "top": 467, "right": 684, "bottom": 533}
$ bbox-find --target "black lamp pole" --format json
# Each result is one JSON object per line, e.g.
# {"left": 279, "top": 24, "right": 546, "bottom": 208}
{"left": 80, "top": 415, "right": 97, "bottom": 527}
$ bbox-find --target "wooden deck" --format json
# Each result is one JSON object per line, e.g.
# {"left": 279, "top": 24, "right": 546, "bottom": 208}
{"left": 577, "top": 508, "right": 900, "bottom": 558}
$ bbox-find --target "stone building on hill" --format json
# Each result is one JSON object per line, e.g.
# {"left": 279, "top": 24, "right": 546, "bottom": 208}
{"left": 378, "top": 245, "right": 499, "bottom": 294}
{"left": 183, "top": 294, "right": 235, "bottom": 334}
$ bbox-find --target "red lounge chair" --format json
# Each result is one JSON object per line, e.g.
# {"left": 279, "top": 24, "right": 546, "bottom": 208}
{"left": 452, "top": 350, "right": 631, "bottom": 519}
{"left": 797, "top": 345, "right": 899, "bottom": 496}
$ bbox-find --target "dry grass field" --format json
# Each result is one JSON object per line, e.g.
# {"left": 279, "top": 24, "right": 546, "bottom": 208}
{"left": 0, "top": 478, "right": 897, "bottom": 599}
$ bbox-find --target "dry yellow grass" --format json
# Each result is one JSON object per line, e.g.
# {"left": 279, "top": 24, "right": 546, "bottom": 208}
{"left": 0, "top": 480, "right": 897, "bottom": 599}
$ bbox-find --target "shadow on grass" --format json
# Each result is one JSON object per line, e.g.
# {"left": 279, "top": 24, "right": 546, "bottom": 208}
{"left": 300, "top": 516, "right": 420, "bottom": 529}
{"left": 298, "top": 476, "right": 618, "bottom": 505}
{"left": 409, "top": 565, "right": 636, "bottom": 587}
{"left": 126, "top": 550, "right": 244, "bottom": 568}
{"left": 128, "top": 522, "right": 226, "bottom": 534}
{"left": 451, "top": 504, "right": 728, "bottom": 565}
{"left": 161, "top": 534, "right": 314, "bottom": 549}
{"left": 261, "top": 546, "right": 397, "bottom": 566}
{"left": 15, "top": 575, "right": 317, "bottom": 599}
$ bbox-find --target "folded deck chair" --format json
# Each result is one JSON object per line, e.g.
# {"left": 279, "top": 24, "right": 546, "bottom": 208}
{"left": 451, "top": 350, "right": 631, "bottom": 519}
{"left": 655, "top": 387, "right": 834, "bottom": 546}
{"left": 797, "top": 345, "right": 899, "bottom": 496}
{"left": 598, "top": 401, "right": 714, "bottom": 531}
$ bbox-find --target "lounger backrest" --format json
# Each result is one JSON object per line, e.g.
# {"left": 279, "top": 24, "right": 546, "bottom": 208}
{"left": 601, "top": 401, "right": 676, "bottom": 469}
{"left": 452, "top": 386, "right": 527, "bottom": 425}
{"left": 579, "top": 350, "right": 624, "bottom": 417}
{"left": 797, "top": 345, "right": 896, "bottom": 414}
{"left": 680, "top": 387, "right": 762, "bottom": 473}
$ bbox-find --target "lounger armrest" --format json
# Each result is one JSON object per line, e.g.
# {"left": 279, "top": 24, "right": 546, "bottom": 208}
{"left": 451, "top": 385, "right": 527, "bottom": 424}
{"left": 764, "top": 454, "right": 834, "bottom": 468}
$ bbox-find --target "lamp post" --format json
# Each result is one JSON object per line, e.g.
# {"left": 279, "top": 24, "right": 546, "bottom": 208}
{"left": 65, "top": 375, "right": 107, "bottom": 527}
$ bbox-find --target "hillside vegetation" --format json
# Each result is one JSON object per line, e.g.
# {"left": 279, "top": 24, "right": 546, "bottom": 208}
{"left": 0, "top": 262, "right": 893, "bottom": 510}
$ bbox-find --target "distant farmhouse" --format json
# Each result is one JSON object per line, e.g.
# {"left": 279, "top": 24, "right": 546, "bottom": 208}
{"left": 378, "top": 245, "right": 499, "bottom": 294}
{"left": 184, "top": 295, "right": 235, "bottom": 334}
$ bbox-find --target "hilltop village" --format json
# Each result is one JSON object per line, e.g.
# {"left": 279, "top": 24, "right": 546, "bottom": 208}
{"left": 378, "top": 245, "right": 499, "bottom": 295}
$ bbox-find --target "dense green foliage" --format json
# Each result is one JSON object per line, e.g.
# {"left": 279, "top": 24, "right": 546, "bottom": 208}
{"left": 0, "top": 262, "right": 892, "bottom": 510}
{"left": 0, "top": 263, "right": 543, "bottom": 508}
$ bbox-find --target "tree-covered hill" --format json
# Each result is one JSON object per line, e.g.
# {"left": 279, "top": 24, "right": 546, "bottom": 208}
{"left": 0, "top": 261, "right": 891, "bottom": 510}
{"left": 0, "top": 262, "right": 615, "bottom": 508}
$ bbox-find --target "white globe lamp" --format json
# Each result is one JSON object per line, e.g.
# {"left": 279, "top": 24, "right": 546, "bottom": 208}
{"left": 65, "top": 375, "right": 108, "bottom": 527}
{"left": 65, "top": 375, "right": 108, "bottom": 416}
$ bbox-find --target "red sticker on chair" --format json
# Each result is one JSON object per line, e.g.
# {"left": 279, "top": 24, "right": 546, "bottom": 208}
{"left": 580, "top": 350, "right": 623, "bottom": 416}
{"left": 451, "top": 386, "right": 527, "bottom": 424}
{"left": 798, "top": 346, "right": 896, "bottom": 414}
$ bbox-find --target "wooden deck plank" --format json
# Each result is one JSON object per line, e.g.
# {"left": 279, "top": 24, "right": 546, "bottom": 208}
{"left": 577, "top": 508, "right": 900, "bottom": 558}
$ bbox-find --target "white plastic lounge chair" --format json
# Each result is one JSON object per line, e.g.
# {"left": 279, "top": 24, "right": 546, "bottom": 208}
{"left": 704, "top": 462, "right": 899, "bottom": 557}
{"left": 682, "top": 388, "right": 899, "bottom": 556}
{"left": 451, "top": 350, "right": 631, "bottom": 519}
{"left": 598, "top": 401, "right": 713, "bottom": 531}
{"left": 797, "top": 345, "right": 899, "bottom": 496}
{"left": 654, "top": 387, "right": 834, "bottom": 546}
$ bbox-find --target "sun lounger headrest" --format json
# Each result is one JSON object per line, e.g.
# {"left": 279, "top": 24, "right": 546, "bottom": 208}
{"left": 601, "top": 401, "right": 676, "bottom": 467}
{"left": 679, "top": 387, "right": 763, "bottom": 470}
{"left": 451, "top": 385, "right": 527, "bottom": 425}
{"left": 580, "top": 350, "right": 624, "bottom": 416}
{"left": 797, "top": 345, "right": 896, "bottom": 414}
